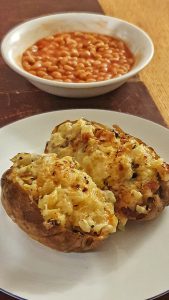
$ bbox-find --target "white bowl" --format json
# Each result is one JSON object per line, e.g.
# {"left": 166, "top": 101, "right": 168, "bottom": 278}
{"left": 1, "top": 13, "right": 154, "bottom": 98}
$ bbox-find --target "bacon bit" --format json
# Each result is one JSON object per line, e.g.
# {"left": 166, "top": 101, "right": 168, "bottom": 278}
{"left": 116, "top": 146, "right": 125, "bottom": 156}
{"left": 81, "top": 133, "right": 91, "bottom": 142}
{"left": 119, "top": 164, "right": 123, "bottom": 171}
{"left": 82, "top": 187, "right": 88, "bottom": 192}
{"left": 144, "top": 181, "right": 159, "bottom": 192}
{"left": 95, "top": 128, "right": 113, "bottom": 142}
{"left": 120, "top": 137, "right": 127, "bottom": 144}
{"left": 72, "top": 184, "right": 80, "bottom": 190}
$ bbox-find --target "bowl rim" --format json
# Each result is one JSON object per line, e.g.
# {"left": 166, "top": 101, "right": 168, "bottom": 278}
{"left": 1, "top": 12, "right": 154, "bottom": 89}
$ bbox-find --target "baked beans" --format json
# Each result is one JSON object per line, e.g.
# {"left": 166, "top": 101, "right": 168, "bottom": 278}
{"left": 22, "top": 32, "right": 135, "bottom": 83}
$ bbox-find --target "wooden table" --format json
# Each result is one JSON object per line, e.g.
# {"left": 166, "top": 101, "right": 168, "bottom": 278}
{"left": 0, "top": 0, "right": 169, "bottom": 299}
{"left": 99, "top": 0, "right": 169, "bottom": 126}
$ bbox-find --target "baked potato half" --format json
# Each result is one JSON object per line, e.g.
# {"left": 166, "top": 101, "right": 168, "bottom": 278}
{"left": 45, "top": 119, "right": 169, "bottom": 227}
{"left": 1, "top": 153, "right": 118, "bottom": 252}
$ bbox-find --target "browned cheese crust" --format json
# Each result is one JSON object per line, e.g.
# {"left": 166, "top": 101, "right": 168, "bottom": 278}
{"left": 45, "top": 119, "right": 169, "bottom": 226}
{"left": 1, "top": 152, "right": 118, "bottom": 252}
{"left": 1, "top": 170, "right": 104, "bottom": 252}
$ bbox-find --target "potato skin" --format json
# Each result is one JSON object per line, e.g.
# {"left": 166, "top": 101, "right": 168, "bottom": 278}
{"left": 119, "top": 192, "right": 167, "bottom": 222}
{"left": 45, "top": 119, "right": 169, "bottom": 223}
{"left": 1, "top": 170, "right": 104, "bottom": 252}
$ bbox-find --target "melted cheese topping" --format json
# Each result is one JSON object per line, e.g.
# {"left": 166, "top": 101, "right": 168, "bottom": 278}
{"left": 10, "top": 153, "right": 118, "bottom": 235}
{"left": 46, "top": 119, "right": 169, "bottom": 225}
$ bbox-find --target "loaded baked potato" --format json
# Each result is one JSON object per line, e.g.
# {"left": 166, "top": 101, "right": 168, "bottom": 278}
{"left": 45, "top": 119, "right": 169, "bottom": 227}
{"left": 1, "top": 153, "right": 118, "bottom": 252}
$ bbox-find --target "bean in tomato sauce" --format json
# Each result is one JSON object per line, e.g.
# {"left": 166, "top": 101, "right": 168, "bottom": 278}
{"left": 22, "top": 32, "right": 135, "bottom": 83}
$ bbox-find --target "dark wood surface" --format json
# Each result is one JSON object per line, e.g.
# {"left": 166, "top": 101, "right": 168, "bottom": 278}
{"left": 0, "top": 1, "right": 168, "bottom": 300}
{"left": 0, "top": 78, "right": 167, "bottom": 128}
{"left": 0, "top": 0, "right": 167, "bottom": 129}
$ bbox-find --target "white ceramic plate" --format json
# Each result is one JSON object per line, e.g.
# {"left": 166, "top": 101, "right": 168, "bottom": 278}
{"left": 0, "top": 109, "right": 169, "bottom": 300}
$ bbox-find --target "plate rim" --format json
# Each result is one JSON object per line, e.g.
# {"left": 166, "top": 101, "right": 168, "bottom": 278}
{"left": 0, "top": 108, "right": 168, "bottom": 132}
{"left": 1, "top": 287, "right": 169, "bottom": 300}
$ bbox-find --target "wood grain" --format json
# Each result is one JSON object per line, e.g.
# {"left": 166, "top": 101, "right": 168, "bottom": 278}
{"left": 99, "top": 0, "right": 169, "bottom": 126}
{"left": 0, "top": 81, "right": 166, "bottom": 128}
